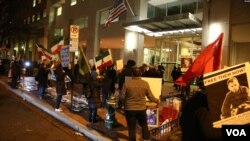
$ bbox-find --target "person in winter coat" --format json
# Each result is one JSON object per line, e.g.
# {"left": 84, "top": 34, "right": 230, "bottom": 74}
{"left": 10, "top": 57, "right": 21, "bottom": 89}
{"left": 87, "top": 65, "right": 101, "bottom": 123}
{"left": 54, "top": 62, "right": 66, "bottom": 112}
{"left": 180, "top": 76, "right": 221, "bottom": 141}
{"left": 120, "top": 67, "right": 159, "bottom": 141}
{"left": 37, "top": 61, "right": 50, "bottom": 99}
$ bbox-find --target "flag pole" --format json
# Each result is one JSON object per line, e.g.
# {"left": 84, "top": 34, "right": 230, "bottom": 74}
{"left": 124, "top": 0, "right": 136, "bottom": 16}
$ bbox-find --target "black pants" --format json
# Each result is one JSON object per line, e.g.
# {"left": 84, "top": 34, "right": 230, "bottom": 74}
{"left": 88, "top": 107, "right": 97, "bottom": 123}
{"left": 11, "top": 74, "right": 18, "bottom": 89}
{"left": 125, "top": 110, "right": 150, "bottom": 141}
{"left": 55, "top": 93, "right": 62, "bottom": 109}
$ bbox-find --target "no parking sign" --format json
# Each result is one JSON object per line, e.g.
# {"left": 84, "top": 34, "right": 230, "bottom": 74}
{"left": 70, "top": 25, "right": 79, "bottom": 52}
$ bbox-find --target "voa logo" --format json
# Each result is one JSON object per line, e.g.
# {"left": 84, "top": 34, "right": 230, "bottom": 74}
{"left": 226, "top": 129, "right": 246, "bottom": 136}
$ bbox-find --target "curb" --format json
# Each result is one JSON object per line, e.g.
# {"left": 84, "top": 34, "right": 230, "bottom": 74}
{"left": 0, "top": 80, "right": 112, "bottom": 141}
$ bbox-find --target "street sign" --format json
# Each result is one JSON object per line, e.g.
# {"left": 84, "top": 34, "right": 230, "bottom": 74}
{"left": 70, "top": 25, "right": 79, "bottom": 39}
{"left": 70, "top": 25, "right": 79, "bottom": 52}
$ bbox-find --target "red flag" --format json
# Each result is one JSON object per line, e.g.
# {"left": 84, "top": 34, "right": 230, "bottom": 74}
{"left": 175, "top": 33, "right": 224, "bottom": 86}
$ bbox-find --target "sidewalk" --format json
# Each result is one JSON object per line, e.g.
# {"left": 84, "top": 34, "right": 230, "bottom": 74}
{"left": 0, "top": 75, "right": 183, "bottom": 141}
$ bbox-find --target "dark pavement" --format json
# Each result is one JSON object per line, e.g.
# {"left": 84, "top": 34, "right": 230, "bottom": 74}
{"left": 0, "top": 75, "right": 183, "bottom": 141}
{"left": 0, "top": 82, "right": 91, "bottom": 141}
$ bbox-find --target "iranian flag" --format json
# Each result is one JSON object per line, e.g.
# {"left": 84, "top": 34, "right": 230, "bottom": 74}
{"left": 94, "top": 49, "right": 113, "bottom": 70}
{"left": 36, "top": 44, "right": 52, "bottom": 60}
{"left": 51, "top": 36, "right": 64, "bottom": 54}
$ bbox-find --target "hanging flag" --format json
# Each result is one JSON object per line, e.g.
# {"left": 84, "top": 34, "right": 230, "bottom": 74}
{"left": 104, "top": 0, "right": 127, "bottom": 27}
{"left": 36, "top": 44, "right": 52, "bottom": 60}
{"left": 94, "top": 49, "right": 113, "bottom": 70}
{"left": 79, "top": 46, "right": 90, "bottom": 76}
{"left": 51, "top": 36, "right": 64, "bottom": 54}
{"left": 175, "top": 33, "right": 224, "bottom": 86}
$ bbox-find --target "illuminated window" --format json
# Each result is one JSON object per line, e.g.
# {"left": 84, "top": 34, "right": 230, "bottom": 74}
{"left": 73, "top": 17, "right": 88, "bottom": 29}
{"left": 33, "top": 0, "right": 36, "bottom": 7}
{"left": 43, "top": 9, "right": 47, "bottom": 18}
{"left": 27, "top": 17, "right": 30, "bottom": 24}
{"left": 54, "top": 28, "right": 63, "bottom": 36}
{"left": 70, "top": 0, "right": 77, "bottom": 6}
{"left": 57, "top": 6, "right": 62, "bottom": 16}
{"left": 32, "top": 15, "right": 35, "bottom": 22}
{"left": 37, "top": 12, "right": 40, "bottom": 20}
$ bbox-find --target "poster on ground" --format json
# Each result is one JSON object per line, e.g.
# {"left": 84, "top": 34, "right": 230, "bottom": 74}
{"left": 146, "top": 107, "right": 159, "bottom": 127}
{"left": 203, "top": 62, "right": 250, "bottom": 128}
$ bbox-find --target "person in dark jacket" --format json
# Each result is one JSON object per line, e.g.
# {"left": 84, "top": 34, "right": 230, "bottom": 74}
{"left": 54, "top": 62, "right": 66, "bottom": 112}
{"left": 11, "top": 57, "right": 21, "bottom": 89}
{"left": 118, "top": 60, "right": 135, "bottom": 90}
{"left": 180, "top": 76, "right": 221, "bottom": 141}
{"left": 171, "top": 65, "right": 182, "bottom": 91}
{"left": 87, "top": 65, "right": 101, "bottom": 123}
{"left": 37, "top": 61, "right": 50, "bottom": 99}
{"left": 101, "top": 69, "right": 112, "bottom": 108}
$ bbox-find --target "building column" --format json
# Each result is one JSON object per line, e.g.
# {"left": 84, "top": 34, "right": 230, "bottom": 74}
{"left": 121, "top": 0, "right": 148, "bottom": 66}
{"left": 202, "top": 0, "right": 230, "bottom": 67}
{"left": 123, "top": 30, "right": 144, "bottom": 66}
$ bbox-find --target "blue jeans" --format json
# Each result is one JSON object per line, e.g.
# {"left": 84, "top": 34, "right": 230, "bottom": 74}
{"left": 125, "top": 110, "right": 150, "bottom": 141}
{"left": 38, "top": 86, "right": 46, "bottom": 98}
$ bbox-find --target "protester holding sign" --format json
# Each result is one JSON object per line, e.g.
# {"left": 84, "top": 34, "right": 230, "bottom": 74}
{"left": 120, "top": 67, "right": 159, "bottom": 141}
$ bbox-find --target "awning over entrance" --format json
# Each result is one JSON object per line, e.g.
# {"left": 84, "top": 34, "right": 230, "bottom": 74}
{"left": 124, "top": 13, "right": 202, "bottom": 37}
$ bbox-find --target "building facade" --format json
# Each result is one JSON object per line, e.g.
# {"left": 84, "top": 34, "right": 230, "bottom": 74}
{"left": 5, "top": 0, "right": 250, "bottom": 81}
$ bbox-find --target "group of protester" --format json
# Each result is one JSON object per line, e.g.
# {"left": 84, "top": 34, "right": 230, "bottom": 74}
{"left": 7, "top": 55, "right": 233, "bottom": 141}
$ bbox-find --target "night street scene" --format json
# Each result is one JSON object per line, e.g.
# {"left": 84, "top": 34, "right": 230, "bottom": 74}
{"left": 1, "top": 0, "right": 250, "bottom": 141}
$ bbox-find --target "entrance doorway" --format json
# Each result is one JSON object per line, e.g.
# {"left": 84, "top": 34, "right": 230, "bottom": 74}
{"left": 143, "top": 35, "right": 202, "bottom": 82}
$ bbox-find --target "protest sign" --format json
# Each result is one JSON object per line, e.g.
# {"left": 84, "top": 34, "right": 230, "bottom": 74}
{"left": 204, "top": 62, "right": 250, "bottom": 128}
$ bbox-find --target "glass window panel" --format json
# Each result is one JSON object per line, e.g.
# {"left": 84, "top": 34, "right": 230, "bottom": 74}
{"left": 43, "top": 9, "right": 47, "bottom": 18}
{"left": 147, "top": 3, "right": 155, "bottom": 18}
{"left": 37, "top": 12, "right": 40, "bottom": 20}
{"left": 73, "top": 17, "right": 88, "bottom": 29}
{"left": 57, "top": 6, "right": 62, "bottom": 16}
{"left": 167, "top": 1, "right": 180, "bottom": 16}
{"left": 33, "top": 0, "right": 36, "bottom": 7}
{"left": 71, "top": 0, "right": 77, "bottom": 6}
{"left": 182, "top": 1, "right": 196, "bottom": 14}
{"left": 54, "top": 28, "right": 63, "bottom": 36}
{"left": 27, "top": 17, "right": 30, "bottom": 24}
{"left": 32, "top": 15, "right": 35, "bottom": 22}
{"left": 155, "top": 4, "right": 166, "bottom": 17}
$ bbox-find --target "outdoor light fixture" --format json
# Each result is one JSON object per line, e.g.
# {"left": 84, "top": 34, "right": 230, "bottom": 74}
{"left": 24, "top": 61, "right": 31, "bottom": 68}
{"left": 209, "top": 23, "right": 222, "bottom": 43}
{"left": 125, "top": 31, "right": 137, "bottom": 52}
{"left": 126, "top": 25, "right": 202, "bottom": 37}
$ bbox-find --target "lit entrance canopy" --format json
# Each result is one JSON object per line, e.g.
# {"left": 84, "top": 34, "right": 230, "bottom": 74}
{"left": 124, "top": 13, "right": 202, "bottom": 37}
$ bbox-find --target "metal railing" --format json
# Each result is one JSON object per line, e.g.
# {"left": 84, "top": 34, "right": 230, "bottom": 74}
{"left": 150, "top": 118, "right": 180, "bottom": 141}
